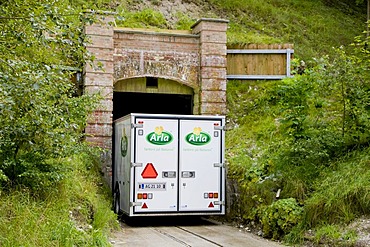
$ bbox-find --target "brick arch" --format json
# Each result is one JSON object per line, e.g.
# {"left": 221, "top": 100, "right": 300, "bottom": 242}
{"left": 84, "top": 15, "right": 229, "bottom": 184}
{"left": 113, "top": 49, "right": 199, "bottom": 88}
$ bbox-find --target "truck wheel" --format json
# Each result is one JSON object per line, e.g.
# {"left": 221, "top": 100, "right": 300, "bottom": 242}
{"left": 113, "top": 190, "right": 120, "bottom": 215}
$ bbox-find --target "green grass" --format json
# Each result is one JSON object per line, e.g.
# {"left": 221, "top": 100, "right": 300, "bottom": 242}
{"left": 0, "top": 152, "right": 119, "bottom": 247}
{"left": 304, "top": 149, "right": 370, "bottom": 227}
{"left": 208, "top": 0, "right": 366, "bottom": 61}
{"left": 110, "top": 0, "right": 366, "bottom": 62}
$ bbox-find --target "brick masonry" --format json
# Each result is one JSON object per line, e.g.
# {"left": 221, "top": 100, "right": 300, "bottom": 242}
{"left": 84, "top": 14, "right": 229, "bottom": 187}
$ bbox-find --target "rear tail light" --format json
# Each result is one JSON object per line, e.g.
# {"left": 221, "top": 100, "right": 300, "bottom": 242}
{"left": 204, "top": 192, "right": 219, "bottom": 199}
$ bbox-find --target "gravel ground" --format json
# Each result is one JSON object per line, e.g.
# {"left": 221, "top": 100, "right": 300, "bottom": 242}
{"left": 348, "top": 216, "right": 370, "bottom": 247}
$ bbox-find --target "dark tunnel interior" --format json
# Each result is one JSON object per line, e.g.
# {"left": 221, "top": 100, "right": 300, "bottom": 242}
{"left": 113, "top": 92, "right": 193, "bottom": 121}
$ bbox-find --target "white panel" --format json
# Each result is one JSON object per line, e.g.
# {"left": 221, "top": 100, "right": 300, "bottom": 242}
{"left": 179, "top": 119, "right": 222, "bottom": 212}
{"left": 133, "top": 117, "right": 179, "bottom": 213}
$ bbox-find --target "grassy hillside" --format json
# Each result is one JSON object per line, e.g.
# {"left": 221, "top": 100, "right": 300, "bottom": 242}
{"left": 106, "top": 0, "right": 367, "bottom": 62}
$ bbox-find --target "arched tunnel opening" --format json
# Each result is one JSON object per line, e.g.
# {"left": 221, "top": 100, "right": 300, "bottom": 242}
{"left": 113, "top": 92, "right": 193, "bottom": 121}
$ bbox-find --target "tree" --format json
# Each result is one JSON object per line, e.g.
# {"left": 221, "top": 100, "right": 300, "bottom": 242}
{"left": 0, "top": 0, "right": 99, "bottom": 190}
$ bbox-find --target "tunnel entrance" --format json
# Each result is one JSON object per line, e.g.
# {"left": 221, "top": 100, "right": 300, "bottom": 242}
{"left": 113, "top": 92, "right": 193, "bottom": 121}
{"left": 113, "top": 77, "right": 194, "bottom": 121}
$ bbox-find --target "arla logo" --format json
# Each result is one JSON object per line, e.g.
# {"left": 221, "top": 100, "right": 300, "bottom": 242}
{"left": 185, "top": 127, "right": 211, "bottom": 146}
{"left": 147, "top": 126, "right": 173, "bottom": 145}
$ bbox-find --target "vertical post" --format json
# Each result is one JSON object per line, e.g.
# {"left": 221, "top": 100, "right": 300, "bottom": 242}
{"left": 191, "top": 18, "right": 229, "bottom": 115}
{"left": 286, "top": 49, "right": 293, "bottom": 77}
{"left": 367, "top": 0, "right": 369, "bottom": 39}
{"left": 84, "top": 12, "right": 115, "bottom": 187}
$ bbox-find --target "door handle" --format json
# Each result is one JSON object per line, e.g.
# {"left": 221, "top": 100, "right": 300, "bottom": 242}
{"left": 181, "top": 171, "right": 195, "bottom": 178}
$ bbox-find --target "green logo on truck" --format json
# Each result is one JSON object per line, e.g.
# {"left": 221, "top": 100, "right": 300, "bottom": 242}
{"left": 121, "top": 128, "right": 128, "bottom": 157}
{"left": 147, "top": 126, "right": 173, "bottom": 145}
{"left": 185, "top": 127, "right": 211, "bottom": 146}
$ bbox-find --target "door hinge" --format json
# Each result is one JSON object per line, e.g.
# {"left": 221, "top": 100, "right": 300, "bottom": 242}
{"left": 132, "top": 123, "right": 143, "bottom": 128}
{"left": 131, "top": 162, "right": 143, "bottom": 167}
{"left": 214, "top": 125, "right": 225, "bottom": 131}
{"left": 214, "top": 201, "right": 225, "bottom": 206}
{"left": 130, "top": 202, "right": 142, "bottom": 207}
{"left": 213, "top": 163, "right": 225, "bottom": 168}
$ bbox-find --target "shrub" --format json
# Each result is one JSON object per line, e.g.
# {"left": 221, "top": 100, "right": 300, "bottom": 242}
{"left": 259, "top": 198, "right": 303, "bottom": 240}
{"left": 0, "top": 1, "right": 100, "bottom": 191}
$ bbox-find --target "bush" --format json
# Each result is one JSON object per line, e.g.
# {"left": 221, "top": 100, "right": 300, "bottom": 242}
{"left": 260, "top": 198, "right": 303, "bottom": 240}
{"left": 0, "top": 1, "right": 100, "bottom": 191}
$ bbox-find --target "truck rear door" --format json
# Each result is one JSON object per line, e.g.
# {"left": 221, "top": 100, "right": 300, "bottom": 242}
{"left": 133, "top": 117, "right": 179, "bottom": 213}
{"left": 179, "top": 119, "right": 224, "bottom": 212}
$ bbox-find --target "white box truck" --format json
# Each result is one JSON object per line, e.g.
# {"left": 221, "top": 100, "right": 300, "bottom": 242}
{"left": 112, "top": 113, "right": 226, "bottom": 217}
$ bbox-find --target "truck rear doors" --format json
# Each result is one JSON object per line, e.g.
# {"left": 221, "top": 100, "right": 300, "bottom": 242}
{"left": 132, "top": 115, "right": 224, "bottom": 215}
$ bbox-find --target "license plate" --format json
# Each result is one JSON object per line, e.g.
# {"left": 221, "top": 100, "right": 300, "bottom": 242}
{"left": 138, "top": 183, "right": 166, "bottom": 191}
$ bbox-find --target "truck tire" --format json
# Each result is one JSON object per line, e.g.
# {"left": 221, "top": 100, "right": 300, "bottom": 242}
{"left": 113, "top": 190, "right": 120, "bottom": 215}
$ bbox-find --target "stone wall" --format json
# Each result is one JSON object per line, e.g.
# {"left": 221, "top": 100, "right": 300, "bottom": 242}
{"left": 113, "top": 29, "right": 200, "bottom": 97}
{"left": 192, "top": 18, "right": 228, "bottom": 115}
{"left": 84, "top": 15, "right": 115, "bottom": 183}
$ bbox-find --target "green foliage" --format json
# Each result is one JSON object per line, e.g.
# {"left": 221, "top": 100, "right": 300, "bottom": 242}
{"left": 109, "top": 0, "right": 365, "bottom": 61}
{"left": 174, "top": 12, "right": 196, "bottom": 30}
{"left": 227, "top": 23, "right": 281, "bottom": 45}
{"left": 116, "top": 8, "right": 168, "bottom": 29}
{"left": 330, "top": 47, "right": 370, "bottom": 145}
{"left": 259, "top": 198, "right": 303, "bottom": 240}
{"left": 0, "top": 152, "right": 119, "bottom": 246}
{"left": 266, "top": 41, "right": 370, "bottom": 200}
{"left": 106, "top": 0, "right": 365, "bottom": 60}
{"left": 309, "top": 224, "right": 358, "bottom": 247}
{"left": 226, "top": 34, "right": 370, "bottom": 243}
{"left": 285, "top": 222, "right": 359, "bottom": 246}
{"left": 313, "top": 224, "right": 343, "bottom": 245}
{"left": 303, "top": 149, "right": 370, "bottom": 228}
{"left": 0, "top": 0, "right": 100, "bottom": 190}
{"left": 226, "top": 80, "right": 286, "bottom": 222}
{"left": 226, "top": 80, "right": 282, "bottom": 126}
{"left": 0, "top": 1, "right": 117, "bottom": 244}
{"left": 207, "top": 0, "right": 366, "bottom": 60}
{"left": 275, "top": 76, "right": 312, "bottom": 139}
{"left": 68, "top": 0, "right": 115, "bottom": 10}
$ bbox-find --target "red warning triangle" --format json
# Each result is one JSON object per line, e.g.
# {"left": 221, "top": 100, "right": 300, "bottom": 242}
{"left": 142, "top": 203, "right": 148, "bottom": 209}
{"left": 141, "top": 163, "right": 158, "bottom": 179}
{"left": 208, "top": 202, "right": 214, "bottom": 208}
